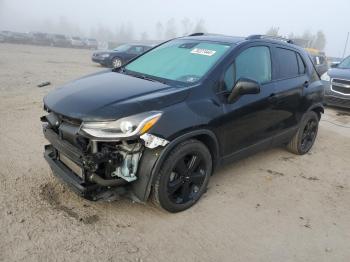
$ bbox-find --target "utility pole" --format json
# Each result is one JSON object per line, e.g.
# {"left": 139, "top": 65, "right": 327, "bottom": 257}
{"left": 342, "top": 32, "right": 349, "bottom": 58}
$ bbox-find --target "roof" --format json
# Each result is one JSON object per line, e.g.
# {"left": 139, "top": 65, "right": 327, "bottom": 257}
{"left": 181, "top": 34, "right": 245, "bottom": 44}
{"left": 180, "top": 33, "right": 299, "bottom": 49}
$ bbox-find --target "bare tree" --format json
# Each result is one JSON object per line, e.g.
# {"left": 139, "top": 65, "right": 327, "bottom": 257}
{"left": 181, "top": 17, "right": 193, "bottom": 36}
{"left": 155, "top": 21, "right": 164, "bottom": 40}
{"left": 140, "top": 32, "right": 149, "bottom": 41}
{"left": 193, "top": 19, "right": 207, "bottom": 33}
{"left": 313, "top": 31, "right": 326, "bottom": 50}
{"left": 266, "top": 26, "right": 280, "bottom": 36}
{"left": 164, "top": 18, "right": 177, "bottom": 39}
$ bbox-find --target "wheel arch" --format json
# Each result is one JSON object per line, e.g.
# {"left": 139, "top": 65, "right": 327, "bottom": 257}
{"left": 131, "top": 129, "right": 220, "bottom": 202}
{"left": 308, "top": 103, "right": 324, "bottom": 120}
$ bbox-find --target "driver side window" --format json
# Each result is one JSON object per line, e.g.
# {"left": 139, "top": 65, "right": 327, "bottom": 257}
{"left": 223, "top": 46, "right": 272, "bottom": 91}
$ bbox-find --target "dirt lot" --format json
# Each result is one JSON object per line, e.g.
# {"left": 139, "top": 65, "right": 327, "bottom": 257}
{"left": 0, "top": 43, "right": 349, "bottom": 262}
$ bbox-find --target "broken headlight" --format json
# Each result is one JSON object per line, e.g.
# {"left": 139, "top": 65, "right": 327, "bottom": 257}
{"left": 80, "top": 111, "right": 161, "bottom": 140}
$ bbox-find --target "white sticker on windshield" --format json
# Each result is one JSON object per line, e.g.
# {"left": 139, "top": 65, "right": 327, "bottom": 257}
{"left": 190, "top": 48, "right": 216, "bottom": 56}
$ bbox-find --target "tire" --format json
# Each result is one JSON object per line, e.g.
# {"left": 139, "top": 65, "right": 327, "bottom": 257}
{"left": 111, "top": 57, "right": 122, "bottom": 68}
{"left": 152, "top": 139, "right": 212, "bottom": 213}
{"left": 287, "top": 111, "right": 319, "bottom": 155}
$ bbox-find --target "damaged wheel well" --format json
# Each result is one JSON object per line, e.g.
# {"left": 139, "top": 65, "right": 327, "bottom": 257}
{"left": 311, "top": 106, "right": 324, "bottom": 120}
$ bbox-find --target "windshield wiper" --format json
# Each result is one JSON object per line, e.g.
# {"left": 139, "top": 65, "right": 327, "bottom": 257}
{"left": 127, "top": 71, "right": 167, "bottom": 84}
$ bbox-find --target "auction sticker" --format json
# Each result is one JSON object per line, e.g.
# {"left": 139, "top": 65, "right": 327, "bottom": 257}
{"left": 190, "top": 48, "right": 216, "bottom": 56}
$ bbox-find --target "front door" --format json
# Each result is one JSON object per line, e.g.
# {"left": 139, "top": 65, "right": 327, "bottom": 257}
{"left": 215, "top": 45, "right": 279, "bottom": 156}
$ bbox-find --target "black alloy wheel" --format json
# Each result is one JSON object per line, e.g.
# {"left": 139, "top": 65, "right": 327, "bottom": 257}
{"left": 300, "top": 119, "right": 318, "bottom": 152}
{"left": 152, "top": 140, "right": 212, "bottom": 212}
{"left": 287, "top": 111, "right": 319, "bottom": 155}
{"left": 167, "top": 153, "right": 207, "bottom": 204}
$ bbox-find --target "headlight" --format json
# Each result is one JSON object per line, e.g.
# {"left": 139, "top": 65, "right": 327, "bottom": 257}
{"left": 321, "top": 72, "right": 330, "bottom": 81}
{"left": 100, "top": 53, "right": 110, "bottom": 58}
{"left": 80, "top": 111, "right": 162, "bottom": 140}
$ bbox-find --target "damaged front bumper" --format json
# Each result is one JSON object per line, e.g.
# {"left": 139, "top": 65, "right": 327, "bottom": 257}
{"left": 42, "top": 115, "right": 168, "bottom": 202}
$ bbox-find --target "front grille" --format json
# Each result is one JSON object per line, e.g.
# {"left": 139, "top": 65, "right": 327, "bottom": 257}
{"left": 331, "top": 78, "right": 350, "bottom": 95}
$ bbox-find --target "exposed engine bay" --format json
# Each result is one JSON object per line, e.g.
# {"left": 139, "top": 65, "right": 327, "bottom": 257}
{"left": 41, "top": 111, "right": 168, "bottom": 192}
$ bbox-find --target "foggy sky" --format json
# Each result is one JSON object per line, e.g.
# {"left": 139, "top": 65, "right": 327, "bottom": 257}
{"left": 0, "top": 0, "right": 349, "bottom": 57}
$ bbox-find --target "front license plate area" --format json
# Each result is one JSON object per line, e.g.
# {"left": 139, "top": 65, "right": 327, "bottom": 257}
{"left": 59, "top": 153, "right": 84, "bottom": 179}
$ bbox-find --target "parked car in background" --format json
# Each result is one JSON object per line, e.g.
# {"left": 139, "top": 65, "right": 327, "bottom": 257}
{"left": 327, "top": 57, "right": 343, "bottom": 68}
{"left": 306, "top": 48, "right": 328, "bottom": 76}
{"left": 0, "top": 31, "right": 30, "bottom": 44}
{"left": 29, "top": 32, "right": 51, "bottom": 46}
{"left": 92, "top": 43, "right": 153, "bottom": 68}
{"left": 69, "top": 36, "right": 85, "bottom": 48}
{"left": 10, "top": 32, "right": 31, "bottom": 44}
{"left": 42, "top": 34, "right": 324, "bottom": 212}
{"left": 49, "top": 34, "right": 70, "bottom": 47}
{"left": 322, "top": 55, "right": 350, "bottom": 108}
{"left": 83, "top": 38, "right": 98, "bottom": 49}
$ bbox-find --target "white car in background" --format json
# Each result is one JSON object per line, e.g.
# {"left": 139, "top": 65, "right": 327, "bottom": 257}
{"left": 69, "top": 36, "right": 85, "bottom": 48}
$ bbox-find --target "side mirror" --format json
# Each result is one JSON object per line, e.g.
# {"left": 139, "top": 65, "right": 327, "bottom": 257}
{"left": 330, "top": 62, "right": 339, "bottom": 68}
{"left": 227, "top": 78, "right": 261, "bottom": 103}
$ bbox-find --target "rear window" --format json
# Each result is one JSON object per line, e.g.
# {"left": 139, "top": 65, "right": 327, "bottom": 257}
{"left": 275, "top": 48, "right": 299, "bottom": 79}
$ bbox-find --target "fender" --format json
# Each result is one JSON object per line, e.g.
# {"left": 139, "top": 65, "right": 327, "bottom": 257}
{"left": 307, "top": 102, "right": 324, "bottom": 113}
{"left": 306, "top": 102, "right": 325, "bottom": 119}
{"left": 130, "top": 129, "right": 220, "bottom": 202}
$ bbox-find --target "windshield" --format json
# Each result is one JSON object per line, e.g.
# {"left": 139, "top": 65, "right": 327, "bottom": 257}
{"left": 125, "top": 40, "right": 231, "bottom": 84}
{"left": 113, "top": 44, "right": 131, "bottom": 52}
{"left": 338, "top": 56, "right": 350, "bottom": 69}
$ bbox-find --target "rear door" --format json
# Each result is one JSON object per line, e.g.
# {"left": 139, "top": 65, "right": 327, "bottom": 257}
{"left": 269, "top": 46, "right": 307, "bottom": 140}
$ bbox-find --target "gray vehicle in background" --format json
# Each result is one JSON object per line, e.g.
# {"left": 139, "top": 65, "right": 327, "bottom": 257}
{"left": 322, "top": 56, "right": 350, "bottom": 108}
{"left": 49, "top": 34, "right": 70, "bottom": 47}
{"left": 69, "top": 36, "right": 85, "bottom": 48}
{"left": 29, "top": 32, "right": 51, "bottom": 46}
{"left": 83, "top": 38, "right": 98, "bottom": 49}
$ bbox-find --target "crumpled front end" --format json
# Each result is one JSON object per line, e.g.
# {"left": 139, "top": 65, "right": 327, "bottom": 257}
{"left": 41, "top": 111, "right": 168, "bottom": 201}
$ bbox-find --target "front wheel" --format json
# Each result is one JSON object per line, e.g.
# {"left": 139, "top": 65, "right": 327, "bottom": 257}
{"left": 152, "top": 139, "right": 212, "bottom": 213}
{"left": 111, "top": 57, "right": 122, "bottom": 68}
{"left": 287, "top": 111, "right": 319, "bottom": 155}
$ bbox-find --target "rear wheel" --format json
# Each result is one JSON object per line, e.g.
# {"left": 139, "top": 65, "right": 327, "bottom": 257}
{"left": 152, "top": 140, "right": 212, "bottom": 212}
{"left": 287, "top": 111, "right": 319, "bottom": 155}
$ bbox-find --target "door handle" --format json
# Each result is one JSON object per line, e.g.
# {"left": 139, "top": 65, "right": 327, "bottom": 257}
{"left": 303, "top": 81, "right": 309, "bottom": 88}
{"left": 268, "top": 93, "right": 278, "bottom": 103}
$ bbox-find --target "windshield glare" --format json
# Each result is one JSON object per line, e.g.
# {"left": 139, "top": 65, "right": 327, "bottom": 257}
{"left": 338, "top": 56, "right": 350, "bottom": 69}
{"left": 125, "top": 40, "right": 231, "bottom": 84}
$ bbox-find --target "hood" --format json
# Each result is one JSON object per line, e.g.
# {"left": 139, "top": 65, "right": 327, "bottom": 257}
{"left": 328, "top": 68, "right": 350, "bottom": 79}
{"left": 44, "top": 71, "right": 189, "bottom": 121}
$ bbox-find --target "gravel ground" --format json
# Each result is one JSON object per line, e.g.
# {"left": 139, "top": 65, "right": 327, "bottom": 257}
{"left": 0, "top": 43, "right": 349, "bottom": 262}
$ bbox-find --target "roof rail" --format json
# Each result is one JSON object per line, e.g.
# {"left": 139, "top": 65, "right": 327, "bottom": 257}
{"left": 188, "top": 32, "right": 205, "bottom": 37}
{"left": 246, "top": 34, "right": 294, "bottom": 44}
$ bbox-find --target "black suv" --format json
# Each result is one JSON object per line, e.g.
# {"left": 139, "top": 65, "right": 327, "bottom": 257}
{"left": 42, "top": 34, "right": 324, "bottom": 212}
